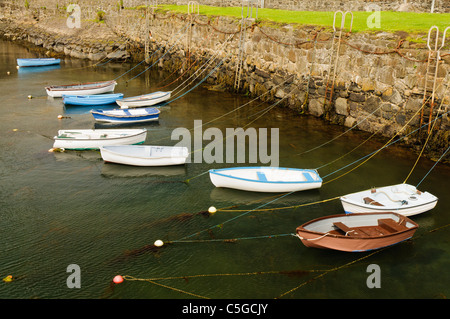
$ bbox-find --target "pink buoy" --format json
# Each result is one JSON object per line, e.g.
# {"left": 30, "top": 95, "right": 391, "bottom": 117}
{"left": 113, "top": 275, "right": 124, "bottom": 284}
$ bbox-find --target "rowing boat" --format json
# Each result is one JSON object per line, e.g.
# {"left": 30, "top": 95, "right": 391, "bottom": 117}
{"left": 296, "top": 212, "right": 419, "bottom": 252}
{"left": 45, "top": 80, "right": 117, "bottom": 98}
{"left": 209, "top": 167, "right": 322, "bottom": 192}
{"left": 100, "top": 145, "right": 189, "bottom": 166}
{"left": 90, "top": 107, "right": 160, "bottom": 124}
{"left": 340, "top": 183, "right": 438, "bottom": 216}
{"left": 116, "top": 91, "right": 171, "bottom": 109}
{"left": 62, "top": 93, "right": 123, "bottom": 106}
{"left": 17, "top": 58, "right": 60, "bottom": 67}
{"left": 52, "top": 129, "right": 147, "bottom": 150}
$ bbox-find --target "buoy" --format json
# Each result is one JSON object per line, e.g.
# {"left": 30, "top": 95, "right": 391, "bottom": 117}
{"left": 208, "top": 206, "right": 217, "bottom": 214}
{"left": 16, "top": 66, "right": 19, "bottom": 69}
{"left": 3, "top": 275, "right": 13, "bottom": 283}
{"left": 154, "top": 240, "right": 164, "bottom": 247}
{"left": 7, "top": 71, "right": 10, "bottom": 75}
{"left": 49, "top": 148, "right": 65, "bottom": 153}
{"left": 28, "top": 95, "right": 32, "bottom": 99}
{"left": 58, "top": 115, "right": 71, "bottom": 119}
{"left": 113, "top": 275, "right": 123, "bottom": 284}
{"left": 13, "top": 129, "right": 18, "bottom": 132}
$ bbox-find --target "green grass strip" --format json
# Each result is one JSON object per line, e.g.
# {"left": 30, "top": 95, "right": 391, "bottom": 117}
{"left": 157, "top": 5, "right": 450, "bottom": 33}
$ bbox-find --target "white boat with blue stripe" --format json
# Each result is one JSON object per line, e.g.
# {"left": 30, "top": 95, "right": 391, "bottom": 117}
{"left": 90, "top": 107, "right": 160, "bottom": 124}
{"left": 209, "top": 167, "right": 322, "bottom": 193}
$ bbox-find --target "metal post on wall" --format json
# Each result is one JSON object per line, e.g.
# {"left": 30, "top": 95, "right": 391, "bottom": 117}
{"left": 234, "top": 0, "right": 258, "bottom": 91}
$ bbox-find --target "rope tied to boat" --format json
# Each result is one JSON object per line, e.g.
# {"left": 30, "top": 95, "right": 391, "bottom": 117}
{"left": 296, "top": 233, "right": 329, "bottom": 241}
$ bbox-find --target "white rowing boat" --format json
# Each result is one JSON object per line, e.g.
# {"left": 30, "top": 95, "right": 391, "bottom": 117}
{"left": 340, "top": 183, "right": 438, "bottom": 217}
{"left": 45, "top": 80, "right": 117, "bottom": 98}
{"left": 209, "top": 167, "right": 322, "bottom": 193}
{"left": 116, "top": 91, "right": 171, "bottom": 109}
{"left": 100, "top": 145, "right": 189, "bottom": 166}
{"left": 52, "top": 129, "right": 147, "bottom": 150}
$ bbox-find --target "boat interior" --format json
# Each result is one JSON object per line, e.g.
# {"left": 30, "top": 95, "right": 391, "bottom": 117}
{"left": 328, "top": 218, "right": 410, "bottom": 237}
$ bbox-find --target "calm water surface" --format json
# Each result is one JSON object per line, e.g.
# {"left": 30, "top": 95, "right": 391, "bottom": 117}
{"left": 0, "top": 40, "right": 449, "bottom": 299}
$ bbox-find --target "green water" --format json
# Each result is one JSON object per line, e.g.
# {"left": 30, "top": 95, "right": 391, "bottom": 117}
{"left": 0, "top": 39, "right": 449, "bottom": 300}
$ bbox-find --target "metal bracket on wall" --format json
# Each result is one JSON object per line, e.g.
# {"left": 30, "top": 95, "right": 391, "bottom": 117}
{"left": 234, "top": 0, "right": 259, "bottom": 91}
{"left": 421, "top": 25, "right": 449, "bottom": 134}
{"left": 323, "top": 11, "right": 353, "bottom": 115}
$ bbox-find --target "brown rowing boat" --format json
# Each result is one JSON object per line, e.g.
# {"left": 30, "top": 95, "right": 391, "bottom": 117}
{"left": 296, "top": 212, "right": 418, "bottom": 252}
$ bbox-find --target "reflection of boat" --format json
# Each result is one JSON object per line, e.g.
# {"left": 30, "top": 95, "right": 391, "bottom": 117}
{"left": 101, "top": 162, "right": 186, "bottom": 178}
{"left": 91, "top": 107, "right": 160, "bottom": 124}
{"left": 296, "top": 212, "right": 419, "bottom": 252}
{"left": 100, "top": 145, "right": 189, "bottom": 166}
{"left": 45, "top": 80, "right": 117, "bottom": 97}
{"left": 64, "top": 104, "right": 117, "bottom": 115}
{"left": 18, "top": 64, "right": 60, "bottom": 74}
{"left": 209, "top": 167, "right": 322, "bottom": 193}
{"left": 17, "top": 58, "right": 60, "bottom": 67}
{"left": 340, "top": 184, "right": 438, "bottom": 217}
{"left": 116, "top": 91, "right": 171, "bottom": 109}
{"left": 62, "top": 93, "right": 123, "bottom": 106}
{"left": 209, "top": 187, "right": 321, "bottom": 206}
{"left": 52, "top": 129, "right": 147, "bottom": 150}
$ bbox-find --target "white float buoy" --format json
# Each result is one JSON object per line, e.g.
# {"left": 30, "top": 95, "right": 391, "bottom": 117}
{"left": 28, "top": 95, "right": 32, "bottom": 99}
{"left": 208, "top": 206, "right": 217, "bottom": 214}
{"left": 7, "top": 71, "right": 10, "bottom": 75}
{"left": 154, "top": 240, "right": 164, "bottom": 247}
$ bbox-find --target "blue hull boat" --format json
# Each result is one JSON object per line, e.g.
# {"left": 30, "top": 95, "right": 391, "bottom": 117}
{"left": 62, "top": 93, "right": 124, "bottom": 106}
{"left": 17, "top": 58, "right": 61, "bottom": 67}
{"left": 90, "top": 107, "right": 160, "bottom": 124}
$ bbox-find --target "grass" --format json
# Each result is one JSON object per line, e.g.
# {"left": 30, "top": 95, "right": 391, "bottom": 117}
{"left": 157, "top": 5, "right": 450, "bottom": 33}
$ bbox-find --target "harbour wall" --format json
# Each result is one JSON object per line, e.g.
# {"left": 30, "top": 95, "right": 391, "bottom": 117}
{"left": 0, "top": 5, "right": 449, "bottom": 162}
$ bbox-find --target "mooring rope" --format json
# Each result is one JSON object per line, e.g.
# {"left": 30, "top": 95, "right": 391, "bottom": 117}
{"left": 403, "top": 81, "right": 450, "bottom": 184}
{"left": 416, "top": 146, "right": 450, "bottom": 188}
{"left": 121, "top": 22, "right": 190, "bottom": 84}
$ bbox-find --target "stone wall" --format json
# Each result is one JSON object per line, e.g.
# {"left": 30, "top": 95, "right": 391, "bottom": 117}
{"left": 0, "top": 5, "right": 449, "bottom": 160}
{"left": 1, "top": 0, "right": 449, "bottom": 13}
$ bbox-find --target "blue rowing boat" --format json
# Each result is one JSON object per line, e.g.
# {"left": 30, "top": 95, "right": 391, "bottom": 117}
{"left": 90, "top": 107, "right": 160, "bottom": 124}
{"left": 17, "top": 58, "right": 61, "bottom": 67}
{"left": 62, "top": 93, "right": 124, "bottom": 106}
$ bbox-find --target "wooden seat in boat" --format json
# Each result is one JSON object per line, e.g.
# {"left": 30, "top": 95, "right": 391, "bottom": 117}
{"left": 378, "top": 218, "right": 407, "bottom": 233}
{"left": 363, "top": 197, "right": 384, "bottom": 206}
{"left": 333, "top": 222, "right": 368, "bottom": 237}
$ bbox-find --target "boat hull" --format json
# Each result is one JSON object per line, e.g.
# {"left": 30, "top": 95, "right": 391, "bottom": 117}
{"left": 340, "top": 184, "right": 438, "bottom": 217}
{"left": 52, "top": 129, "right": 147, "bottom": 150}
{"left": 296, "top": 213, "right": 418, "bottom": 252}
{"left": 91, "top": 107, "right": 160, "bottom": 124}
{"left": 17, "top": 58, "right": 60, "bottom": 67}
{"left": 100, "top": 145, "right": 189, "bottom": 166}
{"left": 45, "top": 81, "right": 117, "bottom": 98}
{"left": 62, "top": 94, "right": 123, "bottom": 106}
{"left": 209, "top": 167, "right": 322, "bottom": 193}
{"left": 116, "top": 91, "right": 171, "bottom": 108}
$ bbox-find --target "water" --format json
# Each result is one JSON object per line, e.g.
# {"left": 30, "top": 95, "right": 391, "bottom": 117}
{"left": 0, "top": 39, "right": 449, "bottom": 300}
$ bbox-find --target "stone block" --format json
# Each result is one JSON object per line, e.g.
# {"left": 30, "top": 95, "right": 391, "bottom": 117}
{"left": 335, "top": 97, "right": 348, "bottom": 116}
{"left": 308, "top": 98, "right": 325, "bottom": 117}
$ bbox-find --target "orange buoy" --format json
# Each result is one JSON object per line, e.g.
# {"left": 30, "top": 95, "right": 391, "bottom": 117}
{"left": 113, "top": 275, "right": 123, "bottom": 284}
